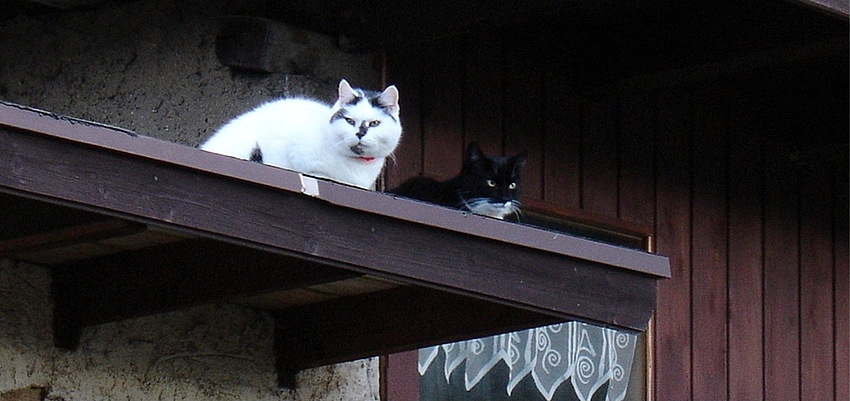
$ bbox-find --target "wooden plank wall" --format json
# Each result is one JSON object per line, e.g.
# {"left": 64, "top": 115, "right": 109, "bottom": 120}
{"left": 385, "top": 31, "right": 848, "bottom": 401}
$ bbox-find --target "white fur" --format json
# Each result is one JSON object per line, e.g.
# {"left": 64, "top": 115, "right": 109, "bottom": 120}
{"left": 201, "top": 79, "right": 401, "bottom": 189}
{"left": 465, "top": 199, "right": 519, "bottom": 220}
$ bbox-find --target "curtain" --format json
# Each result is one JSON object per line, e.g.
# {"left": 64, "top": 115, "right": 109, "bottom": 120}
{"left": 418, "top": 322, "right": 638, "bottom": 401}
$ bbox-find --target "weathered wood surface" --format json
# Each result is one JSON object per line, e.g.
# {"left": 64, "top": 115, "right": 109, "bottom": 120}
{"left": 0, "top": 101, "right": 668, "bottom": 375}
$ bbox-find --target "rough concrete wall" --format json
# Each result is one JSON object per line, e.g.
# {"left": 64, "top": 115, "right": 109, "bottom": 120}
{"left": 0, "top": 260, "right": 380, "bottom": 401}
{"left": 0, "top": 0, "right": 381, "bottom": 147}
{"left": 0, "top": 0, "right": 383, "bottom": 399}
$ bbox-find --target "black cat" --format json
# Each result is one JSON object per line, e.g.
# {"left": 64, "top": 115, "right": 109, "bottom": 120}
{"left": 390, "top": 142, "right": 526, "bottom": 219}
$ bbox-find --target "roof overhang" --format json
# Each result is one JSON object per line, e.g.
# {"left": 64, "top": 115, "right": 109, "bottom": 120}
{"left": 0, "top": 101, "right": 669, "bottom": 385}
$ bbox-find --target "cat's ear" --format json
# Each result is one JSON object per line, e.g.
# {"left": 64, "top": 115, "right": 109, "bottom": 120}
{"left": 465, "top": 141, "right": 485, "bottom": 162}
{"left": 378, "top": 85, "right": 400, "bottom": 116}
{"left": 511, "top": 151, "right": 528, "bottom": 173}
{"left": 338, "top": 79, "right": 359, "bottom": 104}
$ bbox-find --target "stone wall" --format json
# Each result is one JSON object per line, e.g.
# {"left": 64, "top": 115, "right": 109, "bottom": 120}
{"left": 0, "top": 0, "right": 383, "bottom": 399}
{"left": 0, "top": 260, "right": 380, "bottom": 401}
{"left": 0, "top": 0, "right": 380, "bottom": 147}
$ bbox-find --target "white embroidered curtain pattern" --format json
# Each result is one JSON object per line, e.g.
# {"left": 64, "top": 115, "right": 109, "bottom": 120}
{"left": 418, "top": 322, "right": 638, "bottom": 401}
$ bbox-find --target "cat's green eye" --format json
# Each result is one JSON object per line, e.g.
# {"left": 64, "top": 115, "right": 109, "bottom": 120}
{"left": 486, "top": 180, "right": 496, "bottom": 187}
{"left": 509, "top": 182, "right": 517, "bottom": 190}
{"left": 345, "top": 117, "right": 356, "bottom": 126}
{"left": 369, "top": 120, "right": 381, "bottom": 127}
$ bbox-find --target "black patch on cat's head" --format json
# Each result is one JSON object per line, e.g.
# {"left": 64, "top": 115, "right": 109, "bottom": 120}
{"left": 345, "top": 94, "right": 363, "bottom": 106}
{"left": 330, "top": 108, "right": 348, "bottom": 124}
{"left": 367, "top": 95, "right": 383, "bottom": 109}
{"left": 336, "top": 79, "right": 400, "bottom": 122}
{"left": 366, "top": 90, "right": 400, "bottom": 122}
{"left": 330, "top": 89, "right": 399, "bottom": 124}
{"left": 249, "top": 144, "right": 263, "bottom": 163}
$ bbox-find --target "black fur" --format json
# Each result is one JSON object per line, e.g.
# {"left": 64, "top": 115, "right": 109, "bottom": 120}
{"left": 249, "top": 144, "right": 263, "bottom": 163}
{"left": 389, "top": 142, "right": 526, "bottom": 218}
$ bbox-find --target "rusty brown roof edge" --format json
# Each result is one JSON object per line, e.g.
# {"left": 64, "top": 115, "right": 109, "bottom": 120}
{"left": 315, "top": 180, "right": 670, "bottom": 278}
{"left": 0, "top": 100, "right": 670, "bottom": 278}
{"left": 0, "top": 101, "right": 304, "bottom": 193}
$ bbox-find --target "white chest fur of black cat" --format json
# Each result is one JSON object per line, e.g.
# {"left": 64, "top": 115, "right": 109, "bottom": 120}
{"left": 201, "top": 79, "right": 402, "bottom": 190}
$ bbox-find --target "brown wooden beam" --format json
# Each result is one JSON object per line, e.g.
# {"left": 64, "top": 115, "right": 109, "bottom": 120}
{"left": 273, "top": 286, "right": 565, "bottom": 387}
{"left": 0, "top": 119, "right": 662, "bottom": 333}
{"left": 52, "top": 238, "right": 360, "bottom": 348}
{"left": 0, "top": 218, "right": 145, "bottom": 257}
{"left": 1, "top": 103, "right": 667, "bottom": 372}
{"left": 0, "top": 191, "right": 113, "bottom": 241}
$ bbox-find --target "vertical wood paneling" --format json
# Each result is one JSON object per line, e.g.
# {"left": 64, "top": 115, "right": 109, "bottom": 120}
{"left": 799, "top": 168, "right": 835, "bottom": 401}
{"left": 618, "top": 90, "right": 655, "bottom": 226}
{"left": 762, "top": 133, "right": 801, "bottom": 401}
{"left": 581, "top": 95, "right": 618, "bottom": 217}
{"left": 653, "top": 88, "right": 693, "bottom": 401}
{"left": 726, "top": 92, "right": 765, "bottom": 401}
{"left": 385, "top": 44, "right": 423, "bottom": 188}
{"left": 834, "top": 171, "right": 849, "bottom": 401}
{"left": 383, "top": 31, "right": 846, "bottom": 401}
{"left": 502, "top": 37, "right": 543, "bottom": 200}
{"left": 463, "top": 31, "right": 503, "bottom": 154}
{"left": 690, "top": 86, "right": 728, "bottom": 400}
{"left": 618, "top": 89, "right": 656, "bottom": 401}
{"left": 420, "top": 38, "right": 465, "bottom": 181}
{"left": 542, "top": 71, "right": 581, "bottom": 209}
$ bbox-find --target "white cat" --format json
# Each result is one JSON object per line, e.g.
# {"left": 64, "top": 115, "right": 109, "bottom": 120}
{"left": 201, "top": 79, "right": 402, "bottom": 189}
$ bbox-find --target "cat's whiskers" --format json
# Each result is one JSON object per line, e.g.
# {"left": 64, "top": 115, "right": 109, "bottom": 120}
{"left": 458, "top": 196, "right": 487, "bottom": 213}
{"left": 332, "top": 137, "right": 356, "bottom": 149}
{"left": 333, "top": 138, "right": 367, "bottom": 157}
{"left": 457, "top": 197, "right": 475, "bottom": 212}
{"left": 509, "top": 200, "right": 524, "bottom": 222}
{"left": 332, "top": 135, "right": 391, "bottom": 158}
{"left": 459, "top": 197, "right": 515, "bottom": 219}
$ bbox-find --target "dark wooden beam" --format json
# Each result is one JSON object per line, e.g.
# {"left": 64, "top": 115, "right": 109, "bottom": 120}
{"left": 0, "top": 110, "right": 664, "bottom": 332}
{"left": 273, "top": 286, "right": 565, "bottom": 387}
{"left": 52, "top": 238, "right": 360, "bottom": 348}
{"left": 0, "top": 191, "right": 111, "bottom": 241}
{"left": 0, "top": 219, "right": 144, "bottom": 257}
{"left": 0, "top": 102, "right": 667, "bottom": 372}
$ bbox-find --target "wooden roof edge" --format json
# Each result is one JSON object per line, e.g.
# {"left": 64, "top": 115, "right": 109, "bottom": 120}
{"left": 0, "top": 100, "right": 670, "bottom": 279}
{"left": 521, "top": 197, "right": 653, "bottom": 239}
{"left": 0, "top": 100, "right": 304, "bottom": 192}
{"left": 2, "top": 100, "right": 665, "bottom": 346}
{"left": 315, "top": 181, "right": 670, "bottom": 278}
